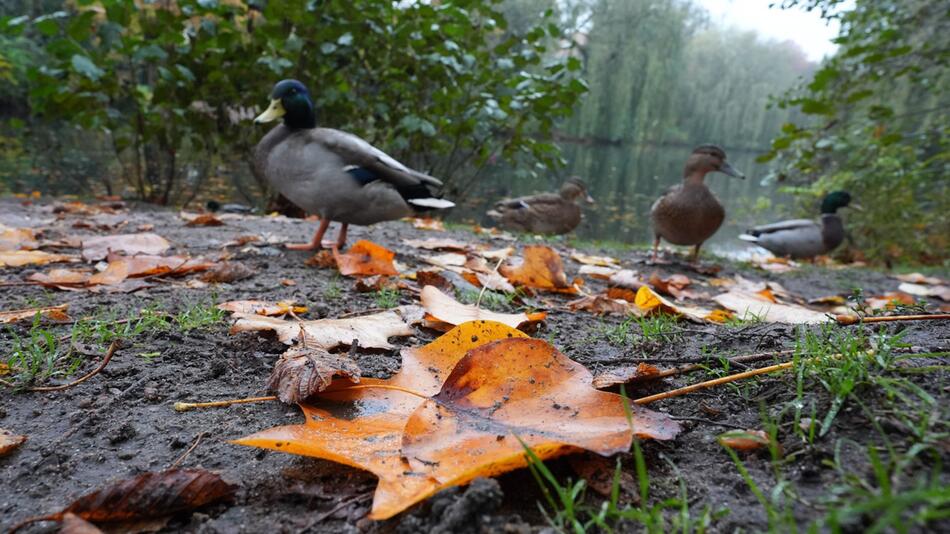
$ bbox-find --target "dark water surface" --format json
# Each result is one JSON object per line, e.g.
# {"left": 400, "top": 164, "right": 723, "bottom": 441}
{"left": 450, "top": 143, "right": 789, "bottom": 257}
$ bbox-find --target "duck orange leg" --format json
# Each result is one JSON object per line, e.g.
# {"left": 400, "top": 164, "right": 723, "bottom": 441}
{"left": 690, "top": 243, "right": 702, "bottom": 263}
{"left": 333, "top": 223, "right": 349, "bottom": 250}
{"left": 287, "top": 218, "right": 331, "bottom": 251}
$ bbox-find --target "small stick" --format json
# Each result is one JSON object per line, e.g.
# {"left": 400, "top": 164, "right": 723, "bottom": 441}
{"left": 837, "top": 313, "right": 950, "bottom": 325}
{"left": 475, "top": 255, "right": 507, "bottom": 308}
{"left": 173, "top": 384, "right": 429, "bottom": 411}
{"left": 6, "top": 340, "right": 122, "bottom": 392}
{"left": 169, "top": 432, "right": 206, "bottom": 469}
{"left": 633, "top": 361, "right": 794, "bottom": 405}
{"left": 646, "top": 349, "right": 794, "bottom": 381}
{"left": 175, "top": 396, "right": 277, "bottom": 412}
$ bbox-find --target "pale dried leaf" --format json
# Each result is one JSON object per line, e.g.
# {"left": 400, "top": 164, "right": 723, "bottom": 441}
{"left": 420, "top": 285, "right": 544, "bottom": 329}
{"left": 713, "top": 290, "right": 830, "bottom": 324}
{"left": 229, "top": 310, "right": 413, "bottom": 349}
{"left": 0, "top": 428, "right": 27, "bottom": 456}
{"left": 81, "top": 233, "right": 170, "bottom": 261}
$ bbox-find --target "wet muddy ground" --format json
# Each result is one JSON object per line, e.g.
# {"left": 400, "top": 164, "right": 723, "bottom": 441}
{"left": 1, "top": 198, "right": 948, "bottom": 533}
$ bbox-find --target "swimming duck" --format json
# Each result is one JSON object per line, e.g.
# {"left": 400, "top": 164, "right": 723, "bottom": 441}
{"left": 253, "top": 80, "right": 454, "bottom": 250}
{"left": 486, "top": 178, "right": 594, "bottom": 234}
{"left": 651, "top": 145, "right": 744, "bottom": 262}
{"left": 738, "top": 191, "right": 854, "bottom": 259}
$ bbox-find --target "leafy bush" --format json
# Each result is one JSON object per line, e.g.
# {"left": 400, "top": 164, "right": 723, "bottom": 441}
{"left": 1, "top": 0, "right": 585, "bottom": 204}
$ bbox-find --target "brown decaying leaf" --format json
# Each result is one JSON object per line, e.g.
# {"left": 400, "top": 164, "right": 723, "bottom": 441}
{"left": 228, "top": 309, "right": 413, "bottom": 350}
{"left": 185, "top": 213, "right": 225, "bottom": 227}
{"left": 235, "top": 321, "right": 680, "bottom": 520}
{"left": 27, "top": 268, "right": 91, "bottom": 289}
{"left": 717, "top": 430, "right": 774, "bottom": 452}
{"left": 268, "top": 345, "right": 361, "bottom": 404}
{"left": 0, "top": 225, "right": 39, "bottom": 251}
{"left": 200, "top": 261, "right": 256, "bottom": 283}
{"left": 355, "top": 275, "right": 400, "bottom": 293}
{"left": 416, "top": 270, "right": 454, "bottom": 293}
{"left": 420, "top": 285, "right": 545, "bottom": 330}
{"left": 500, "top": 245, "right": 579, "bottom": 294}
{"left": 305, "top": 249, "right": 336, "bottom": 268}
{"left": 865, "top": 292, "right": 915, "bottom": 310}
{"left": 217, "top": 300, "right": 306, "bottom": 317}
{"left": 460, "top": 270, "right": 516, "bottom": 293}
{"left": 0, "top": 304, "right": 70, "bottom": 325}
{"left": 0, "top": 428, "right": 27, "bottom": 456}
{"left": 334, "top": 240, "right": 398, "bottom": 277}
{"left": 591, "top": 363, "right": 662, "bottom": 389}
{"left": 44, "top": 469, "right": 236, "bottom": 525}
{"left": 81, "top": 233, "right": 170, "bottom": 261}
{"left": 713, "top": 289, "right": 830, "bottom": 324}
{"left": 567, "top": 294, "right": 636, "bottom": 316}
{"left": 648, "top": 272, "right": 699, "bottom": 300}
{"left": 0, "top": 250, "right": 76, "bottom": 268}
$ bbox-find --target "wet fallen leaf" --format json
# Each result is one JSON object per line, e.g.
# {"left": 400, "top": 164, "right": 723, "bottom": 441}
{"left": 334, "top": 240, "right": 398, "bottom": 277}
{"left": 460, "top": 270, "right": 516, "bottom": 293}
{"left": 570, "top": 252, "right": 620, "bottom": 267}
{"left": 578, "top": 265, "right": 618, "bottom": 280}
{"left": 717, "top": 430, "right": 774, "bottom": 452}
{"left": 0, "top": 304, "right": 70, "bottom": 324}
{"left": 500, "top": 245, "right": 579, "bottom": 294}
{"left": 567, "top": 294, "right": 636, "bottom": 316}
{"left": 223, "top": 235, "right": 261, "bottom": 248}
{"left": 0, "top": 428, "right": 27, "bottom": 456}
{"left": 420, "top": 286, "right": 544, "bottom": 331}
{"left": 28, "top": 269, "right": 91, "bottom": 290}
{"left": 0, "top": 225, "right": 38, "bottom": 251}
{"left": 635, "top": 286, "right": 723, "bottom": 323}
{"left": 200, "top": 261, "right": 256, "bottom": 283}
{"left": 28, "top": 469, "right": 235, "bottom": 527}
{"left": 235, "top": 321, "right": 680, "bottom": 519}
{"left": 606, "top": 287, "right": 639, "bottom": 303}
{"left": 809, "top": 295, "right": 847, "bottom": 306}
{"left": 217, "top": 300, "right": 307, "bottom": 317}
{"left": 88, "top": 254, "right": 213, "bottom": 286}
{"left": 898, "top": 282, "right": 950, "bottom": 301}
{"left": 183, "top": 213, "right": 224, "bottom": 227}
{"left": 713, "top": 290, "right": 830, "bottom": 324}
{"left": 416, "top": 270, "right": 454, "bottom": 293}
{"left": 0, "top": 250, "right": 76, "bottom": 268}
{"left": 411, "top": 217, "right": 445, "bottom": 231}
{"left": 401, "top": 337, "right": 680, "bottom": 488}
{"left": 229, "top": 309, "right": 413, "bottom": 349}
{"left": 268, "top": 345, "right": 361, "bottom": 404}
{"left": 894, "top": 272, "right": 944, "bottom": 285}
{"left": 648, "top": 272, "right": 697, "bottom": 300}
{"left": 305, "top": 249, "right": 336, "bottom": 268}
{"left": 591, "top": 363, "right": 662, "bottom": 389}
{"left": 403, "top": 238, "right": 469, "bottom": 252}
{"left": 356, "top": 275, "right": 400, "bottom": 293}
{"left": 280, "top": 278, "right": 296, "bottom": 286}
{"left": 865, "top": 292, "right": 915, "bottom": 310}
{"left": 81, "top": 233, "right": 170, "bottom": 261}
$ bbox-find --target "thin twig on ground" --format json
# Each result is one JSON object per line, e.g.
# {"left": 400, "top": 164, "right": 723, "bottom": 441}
{"left": 2, "top": 340, "right": 122, "bottom": 392}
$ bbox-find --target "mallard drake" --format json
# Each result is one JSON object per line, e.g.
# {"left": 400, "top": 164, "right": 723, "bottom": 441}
{"left": 739, "top": 191, "right": 854, "bottom": 259}
{"left": 253, "top": 79, "right": 454, "bottom": 249}
{"left": 651, "top": 145, "right": 744, "bottom": 262}
{"left": 486, "top": 178, "right": 594, "bottom": 234}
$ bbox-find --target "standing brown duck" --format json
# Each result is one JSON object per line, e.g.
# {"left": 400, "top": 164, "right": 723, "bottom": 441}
{"left": 650, "top": 145, "right": 744, "bottom": 262}
{"left": 486, "top": 178, "right": 594, "bottom": 234}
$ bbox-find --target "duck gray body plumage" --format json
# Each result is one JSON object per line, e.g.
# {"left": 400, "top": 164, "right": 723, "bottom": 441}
{"left": 650, "top": 145, "right": 744, "bottom": 262}
{"left": 486, "top": 178, "right": 593, "bottom": 234}
{"left": 252, "top": 80, "right": 453, "bottom": 249}
{"left": 739, "top": 191, "right": 852, "bottom": 259}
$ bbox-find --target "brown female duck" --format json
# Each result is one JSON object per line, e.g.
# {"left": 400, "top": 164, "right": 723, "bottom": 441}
{"left": 650, "top": 145, "right": 744, "bottom": 262}
{"left": 486, "top": 178, "right": 594, "bottom": 234}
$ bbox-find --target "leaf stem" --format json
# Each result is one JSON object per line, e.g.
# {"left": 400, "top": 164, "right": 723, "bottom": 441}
{"left": 174, "top": 396, "right": 278, "bottom": 412}
{"left": 836, "top": 313, "right": 950, "bottom": 325}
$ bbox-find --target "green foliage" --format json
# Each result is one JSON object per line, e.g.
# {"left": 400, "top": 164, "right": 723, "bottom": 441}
{"left": 372, "top": 287, "right": 401, "bottom": 309}
{"left": 763, "top": 0, "right": 949, "bottom": 265}
{"left": 1, "top": 0, "right": 585, "bottom": 204}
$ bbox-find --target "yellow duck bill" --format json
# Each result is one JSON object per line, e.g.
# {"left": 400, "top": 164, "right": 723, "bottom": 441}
{"left": 254, "top": 99, "right": 285, "bottom": 123}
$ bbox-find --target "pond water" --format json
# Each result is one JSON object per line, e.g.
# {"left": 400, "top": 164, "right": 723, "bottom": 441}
{"left": 451, "top": 142, "right": 789, "bottom": 258}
